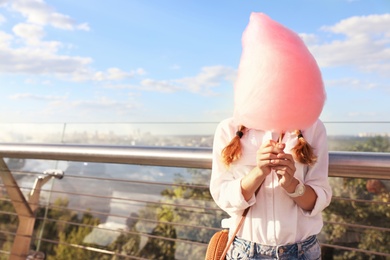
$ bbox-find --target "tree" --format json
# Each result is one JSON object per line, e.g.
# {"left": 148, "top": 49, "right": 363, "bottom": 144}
{"left": 49, "top": 212, "right": 101, "bottom": 259}
{"left": 349, "top": 136, "right": 390, "bottom": 153}
{"left": 0, "top": 197, "right": 18, "bottom": 259}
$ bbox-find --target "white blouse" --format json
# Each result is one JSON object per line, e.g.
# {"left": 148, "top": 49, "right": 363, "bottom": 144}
{"left": 210, "top": 118, "right": 332, "bottom": 246}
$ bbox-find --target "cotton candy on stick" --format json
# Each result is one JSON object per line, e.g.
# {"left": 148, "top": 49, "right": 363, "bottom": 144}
{"left": 233, "top": 13, "right": 326, "bottom": 133}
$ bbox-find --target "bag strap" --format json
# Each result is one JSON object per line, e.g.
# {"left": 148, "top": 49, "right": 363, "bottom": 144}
{"left": 219, "top": 187, "right": 260, "bottom": 260}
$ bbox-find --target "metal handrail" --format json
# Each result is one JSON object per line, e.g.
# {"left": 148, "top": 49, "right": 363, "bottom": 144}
{"left": 0, "top": 143, "right": 212, "bottom": 169}
{"left": 0, "top": 143, "right": 390, "bottom": 179}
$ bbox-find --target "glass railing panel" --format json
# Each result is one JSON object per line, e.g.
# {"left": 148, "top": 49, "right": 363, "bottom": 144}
{"left": 3, "top": 157, "right": 388, "bottom": 259}
{"left": 324, "top": 122, "right": 390, "bottom": 137}
{"left": 325, "top": 122, "right": 390, "bottom": 153}
{"left": 0, "top": 124, "right": 66, "bottom": 143}
{"left": 1, "top": 122, "right": 389, "bottom": 151}
{"left": 60, "top": 123, "right": 217, "bottom": 147}
{"left": 0, "top": 122, "right": 218, "bottom": 147}
{"left": 0, "top": 159, "right": 222, "bottom": 259}
{"left": 320, "top": 176, "right": 390, "bottom": 259}
{"left": 1, "top": 132, "right": 390, "bottom": 258}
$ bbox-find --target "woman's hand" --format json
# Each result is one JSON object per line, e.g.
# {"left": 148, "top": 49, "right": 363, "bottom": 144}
{"left": 271, "top": 150, "right": 297, "bottom": 189}
{"left": 256, "top": 140, "right": 317, "bottom": 211}
{"left": 256, "top": 140, "right": 286, "bottom": 176}
{"left": 242, "top": 139, "right": 297, "bottom": 201}
{"left": 257, "top": 140, "right": 297, "bottom": 190}
{"left": 241, "top": 140, "right": 285, "bottom": 201}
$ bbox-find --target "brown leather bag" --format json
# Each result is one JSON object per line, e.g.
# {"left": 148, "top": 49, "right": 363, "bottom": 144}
{"left": 205, "top": 229, "right": 229, "bottom": 260}
{"left": 205, "top": 207, "right": 250, "bottom": 260}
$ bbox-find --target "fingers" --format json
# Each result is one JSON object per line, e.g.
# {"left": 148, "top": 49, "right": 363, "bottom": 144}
{"left": 271, "top": 153, "right": 294, "bottom": 165}
{"left": 262, "top": 140, "right": 285, "bottom": 152}
{"left": 273, "top": 165, "right": 294, "bottom": 177}
{"left": 273, "top": 159, "right": 295, "bottom": 181}
{"left": 256, "top": 140, "right": 293, "bottom": 173}
{"left": 257, "top": 140, "right": 285, "bottom": 158}
{"left": 272, "top": 153, "right": 296, "bottom": 172}
{"left": 256, "top": 155, "right": 274, "bottom": 170}
{"left": 255, "top": 139, "right": 296, "bottom": 187}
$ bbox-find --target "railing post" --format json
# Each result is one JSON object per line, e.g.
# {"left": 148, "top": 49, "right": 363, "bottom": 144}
{"left": 0, "top": 158, "right": 34, "bottom": 260}
{"left": 0, "top": 159, "right": 64, "bottom": 259}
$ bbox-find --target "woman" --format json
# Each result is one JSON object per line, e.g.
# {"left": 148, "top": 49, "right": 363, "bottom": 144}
{"left": 210, "top": 13, "right": 332, "bottom": 260}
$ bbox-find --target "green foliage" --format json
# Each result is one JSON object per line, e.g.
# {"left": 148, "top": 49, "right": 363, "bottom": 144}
{"left": 0, "top": 199, "right": 18, "bottom": 258}
{"left": 33, "top": 198, "right": 79, "bottom": 255}
{"left": 348, "top": 136, "right": 390, "bottom": 153}
{"left": 37, "top": 199, "right": 102, "bottom": 259}
{"left": 49, "top": 212, "right": 100, "bottom": 260}
{"left": 138, "top": 209, "right": 177, "bottom": 260}
{"left": 0, "top": 197, "right": 105, "bottom": 259}
{"left": 106, "top": 224, "right": 140, "bottom": 259}
{"left": 330, "top": 135, "right": 390, "bottom": 153}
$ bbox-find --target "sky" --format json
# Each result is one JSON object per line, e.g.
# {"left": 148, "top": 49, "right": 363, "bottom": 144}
{"left": 0, "top": 0, "right": 389, "bottom": 136}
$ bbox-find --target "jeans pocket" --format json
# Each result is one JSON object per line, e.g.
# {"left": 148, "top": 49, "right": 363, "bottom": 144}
{"left": 302, "top": 240, "right": 321, "bottom": 260}
{"left": 227, "top": 238, "right": 250, "bottom": 260}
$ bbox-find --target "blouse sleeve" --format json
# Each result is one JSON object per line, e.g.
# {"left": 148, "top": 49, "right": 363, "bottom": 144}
{"left": 301, "top": 119, "right": 333, "bottom": 216}
{"left": 209, "top": 119, "right": 255, "bottom": 216}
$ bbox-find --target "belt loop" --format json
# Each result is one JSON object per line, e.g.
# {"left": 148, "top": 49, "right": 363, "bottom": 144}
{"left": 249, "top": 241, "right": 255, "bottom": 258}
{"left": 297, "top": 242, "right": 302, "bottom": 257}
{"left": 275, "top": 245, "right": 281, "bottom": 259}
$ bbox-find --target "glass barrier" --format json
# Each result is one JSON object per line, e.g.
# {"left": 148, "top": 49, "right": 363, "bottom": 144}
{"left": 1, "top": 122, "right": 389, "bottom": 150}
{"left": 1, "top": 159, "right": 221, "bottom": 259}
{"left": 1, "top": 158, "right": 389, "bottom": 259}
{"left": 322, "top": 176, "right": 390, "bottom": 259}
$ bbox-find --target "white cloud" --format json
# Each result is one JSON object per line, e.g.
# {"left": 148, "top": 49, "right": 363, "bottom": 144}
{"left": 9, "top": 92, "right": 67, "bottom": 101}
{"left": 0, "top": 1, "right": 145, "bottom": 83}
{"left": 322, "top": 14, "right": 390, "bottom": 37}
{"left": 7, "top": 92, "right": 140, "bottom": 120}
{"left": 0, "top": 45, "right": 92, "bottom": 74}
{"left": 12, "top": 23, "right": 62, "bottom": 51}
{"left": 68, "top": 67, "right": 146, "bottom": 82}
{"left": 46, "top": 96, "right": 140, "bottom": 119}
{"left": 11, "top": 0, "right": 89, "bottom": 31}
{"left": 306, "top": 14, "right": 390, "bottom": 76}
{"left": 325, "top": 78, "right": 379, "bottom": 90}
{"left": 174, "top": 65, "right": 236, "bottom": 95}
{"left": 103, "top": 65, "right": 236, "bottom": 96}
{"left": 0, "top": 14, "right": 5, "bottom": 24}
{"left": 0, "top": 31, "right": 13, "bottom": 48}
{"left": 299, "top": 33, "right": 319, "bottom": 45}
{"left": 0, "top": 1, "right": 94, "bottom": 77}
{"left": 13, "top": 23, "right": 46, "bottom": 44}
{"left": 101, "top": 84, "right": 136, "bottom": 90}
{"left": 24, "top": 77, "right": 52, "bottom": 85}
{"left": 140, "top": 79, "right": 180, "bottom": 93}
{"left": 139, "top": 66, "right": 236, "bottom": 95}
{"left": 93, "top": 68, "right": 146, "bottom": 81}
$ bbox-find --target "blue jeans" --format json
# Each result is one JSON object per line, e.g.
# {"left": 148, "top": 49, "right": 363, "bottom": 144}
{"left": 226, "top": 235, "right": 321, "bottom": 260}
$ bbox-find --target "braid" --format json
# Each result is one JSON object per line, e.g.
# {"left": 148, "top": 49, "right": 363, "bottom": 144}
{"left": 292, "top": 130, "right": 317, "bottom": 165}
{"left": 221, "top": 125, "right": 246, "bottom": 166}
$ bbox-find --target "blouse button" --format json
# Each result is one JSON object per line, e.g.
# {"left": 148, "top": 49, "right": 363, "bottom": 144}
{"left": 278, "top": 248, "right": 284, "bottom": 254}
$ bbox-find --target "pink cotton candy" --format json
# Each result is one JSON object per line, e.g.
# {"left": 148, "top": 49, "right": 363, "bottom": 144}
{"left": 233, "top": 13, "right": 326, "bottom": 132}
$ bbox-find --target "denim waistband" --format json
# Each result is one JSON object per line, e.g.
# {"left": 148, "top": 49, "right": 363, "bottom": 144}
{"left": 233, "top": 235, "right": 318, "bottom": 259}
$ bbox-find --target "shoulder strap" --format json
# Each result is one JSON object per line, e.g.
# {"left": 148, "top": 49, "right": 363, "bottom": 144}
{"left": 219, "top": 187, "right": 260, "bottom": 259}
